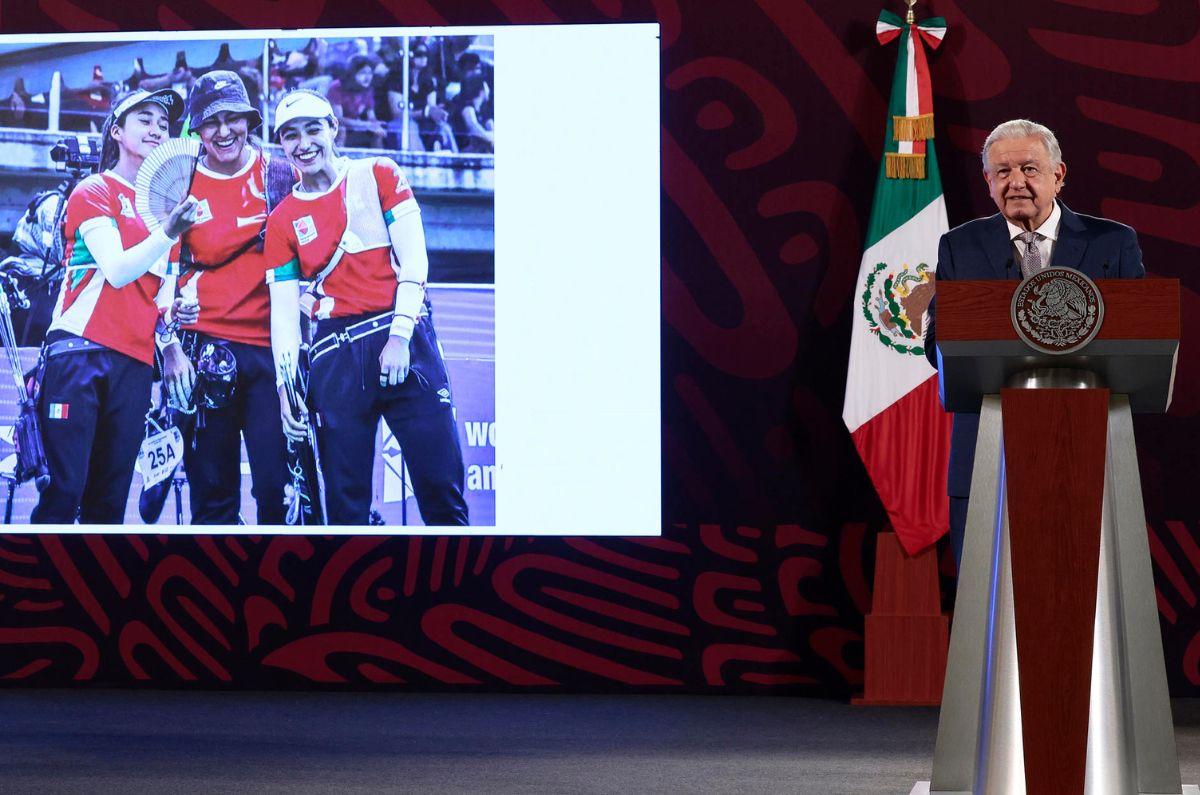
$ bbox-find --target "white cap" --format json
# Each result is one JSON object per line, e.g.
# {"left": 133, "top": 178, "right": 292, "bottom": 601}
{"left": 273, "top": 90, "right": 335, "bottom": 136}
{"left": 113, "top": 88, "right": 184, "bottom": 124}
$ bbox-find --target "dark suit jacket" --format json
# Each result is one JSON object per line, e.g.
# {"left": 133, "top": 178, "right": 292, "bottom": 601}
{"left": 924, "top": 201, "right": 1144, "bottom": 498}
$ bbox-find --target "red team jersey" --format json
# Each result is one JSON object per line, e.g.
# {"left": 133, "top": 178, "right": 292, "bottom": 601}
{"left": 54, "top": 172, "right": 164, "bottom": 366}
{"left": 174, "top": 151, "right": 273, "bottom": 346}
{"left": 264, "top": 158, "right": 419, "bottom": 319}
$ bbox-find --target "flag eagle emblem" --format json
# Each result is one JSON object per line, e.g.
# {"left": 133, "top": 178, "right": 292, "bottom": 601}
{"left": 860, "top": 261, "right": 935, "bottom": 357}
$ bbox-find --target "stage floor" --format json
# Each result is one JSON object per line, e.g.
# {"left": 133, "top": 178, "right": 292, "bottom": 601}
{"left": 2, "top": 691, "right": 1200, "bottom": 793}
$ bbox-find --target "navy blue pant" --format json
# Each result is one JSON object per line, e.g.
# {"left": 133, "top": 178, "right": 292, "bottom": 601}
{"left": 31, "top": 338, "right": 151, "bottom": 524}
{"left": 308, "top": 313, "right": 468, "bottom": 526}
{"left": 184, "top": 339, "right": 288, "bottom": 525}
{"left": 950, "top": 495, "right": 969, "bottom": 570}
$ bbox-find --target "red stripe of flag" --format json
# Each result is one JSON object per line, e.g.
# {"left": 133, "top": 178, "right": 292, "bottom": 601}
{"left": 850, "top": 375, "right": 952, "bottom": 555}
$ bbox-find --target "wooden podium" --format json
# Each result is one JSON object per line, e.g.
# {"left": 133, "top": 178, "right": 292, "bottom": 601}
{"left": 919, "top": 278, "right": 1187, "bottom": 795}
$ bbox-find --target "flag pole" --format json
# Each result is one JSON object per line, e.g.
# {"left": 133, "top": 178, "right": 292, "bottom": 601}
{"left": 850, "top": 0, "right": 951, "bottom": 707}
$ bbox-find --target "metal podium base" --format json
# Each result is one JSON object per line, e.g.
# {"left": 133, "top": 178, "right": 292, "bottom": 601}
{"left": 926, "top": 391, "right": 1186, "bottom": 795}
{"left": 908, "top": 785, "right": 1199, "bottom": 795}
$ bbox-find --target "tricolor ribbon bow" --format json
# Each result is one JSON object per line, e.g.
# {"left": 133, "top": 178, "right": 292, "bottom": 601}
{"left": 876, "top": 8, "right": 947, "bottom": 179}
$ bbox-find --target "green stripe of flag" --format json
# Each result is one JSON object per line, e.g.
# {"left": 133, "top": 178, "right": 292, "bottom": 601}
{"left": 864, "top": 24, "right": 943, "bottom": 250}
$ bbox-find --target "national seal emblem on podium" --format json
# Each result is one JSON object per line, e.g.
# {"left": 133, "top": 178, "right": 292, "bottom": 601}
{"left": 1011, "top": 267, "right": 1105, "bottom": 354}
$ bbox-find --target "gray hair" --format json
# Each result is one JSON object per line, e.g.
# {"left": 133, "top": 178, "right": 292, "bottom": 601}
{"left": 981, "top": 119, "right": 1062, "bottom": 170}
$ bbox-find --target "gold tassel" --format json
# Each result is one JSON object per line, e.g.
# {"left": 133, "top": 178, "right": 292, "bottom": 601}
{"left": 893, "top": 113, "right": 935, "bottom": 141}
{"left": 886, "top": 152, "right": 926, "bottom": 179}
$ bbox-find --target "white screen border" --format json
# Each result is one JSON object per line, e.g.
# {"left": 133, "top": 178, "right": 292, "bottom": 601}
{"left": 0, "top": 23, "right": 662, "bottom": 536}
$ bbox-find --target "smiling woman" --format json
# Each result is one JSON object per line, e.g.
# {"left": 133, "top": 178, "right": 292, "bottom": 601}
{"left": 31, "top": 88, "right": 199, "bottom": 524}
{"left": 195, "top": 110, "right": 250, "bottom": 168}
{"left": 264, "top": 88, "right": 469, "bottom": 526}
{"left": 162, "top": 70, "right": 291, "bottom": 526}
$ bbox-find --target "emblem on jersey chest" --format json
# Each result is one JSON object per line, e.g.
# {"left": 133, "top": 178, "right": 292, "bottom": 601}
{"left": 118, "top": 194, "right": 135, "bottom": 219}
{"left": 193, "top": 198, "right": 213, "bottom": 224}
{"left": 293, "top": 215, "right": 318, "bottom": 246}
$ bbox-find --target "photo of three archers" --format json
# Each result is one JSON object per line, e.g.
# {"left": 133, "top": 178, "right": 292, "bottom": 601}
{"left": 21, "top": 72, "right": 470, "bottom": 527}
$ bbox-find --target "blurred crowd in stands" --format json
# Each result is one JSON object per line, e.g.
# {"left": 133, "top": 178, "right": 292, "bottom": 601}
{"left": 0, "top": 35, "right": 494, "bottom": 155}
{"left": 274, "top": 36, "right": 494, "bottom": 153}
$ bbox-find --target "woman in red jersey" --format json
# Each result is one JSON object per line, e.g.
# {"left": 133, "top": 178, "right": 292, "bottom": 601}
{"left": 264, "top": 90, "right": 467, "bottom": 526}
{"left": 32, "top": 89, "right": 197, "bottom": 523}
{"left": 162, "top": 71, "right": 289, "bottom": 525}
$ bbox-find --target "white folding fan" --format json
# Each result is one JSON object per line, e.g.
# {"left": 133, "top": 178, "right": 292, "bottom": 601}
{"left": 134, "top": 138, "right": 201, "bottom": 234}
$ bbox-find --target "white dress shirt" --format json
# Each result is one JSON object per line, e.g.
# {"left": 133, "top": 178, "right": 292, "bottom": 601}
{"left": 1005, "top": 199, "right": 1062, "bottom": 269}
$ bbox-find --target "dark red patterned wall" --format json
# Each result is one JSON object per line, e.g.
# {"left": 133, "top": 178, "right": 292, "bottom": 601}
{"left": 1, "top": 0, "right": 1198, "bottom": 695}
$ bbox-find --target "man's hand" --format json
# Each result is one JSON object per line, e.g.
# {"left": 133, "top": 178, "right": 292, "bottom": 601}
{"left": 378, "top": 335, "right": 411, "bottom": 387}
{"left": 278, "top": 384, "right": 309, "bottom": 443}
{"left": 164, "top": 196, "right": 199, "bottom": 239}
{"left": 162, "top": 343, "right": 195, "bottom": 409}
{"left": 173, "top": 297, "right": 199, "bottom": 325}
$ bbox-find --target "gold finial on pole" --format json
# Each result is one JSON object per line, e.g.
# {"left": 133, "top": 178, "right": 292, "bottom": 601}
{"left": 906, "top": 0, "right": 917, "bottom": 24}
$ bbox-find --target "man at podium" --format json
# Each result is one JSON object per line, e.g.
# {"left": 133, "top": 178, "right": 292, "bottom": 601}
{"left": 925, "top": 118, "right": 1145, "bottom": 565}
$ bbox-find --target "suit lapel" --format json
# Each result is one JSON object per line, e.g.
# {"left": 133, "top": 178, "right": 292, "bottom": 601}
{"left": 1050, "top": 202, "right": 1088, "bottom": 274}
{"left": 982, "top": 214, "right": 1013, "bottom": 278}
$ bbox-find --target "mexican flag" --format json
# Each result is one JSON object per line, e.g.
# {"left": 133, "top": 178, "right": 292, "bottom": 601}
{"left": 842, "top": 9, "right": 952, "bottom": 556}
